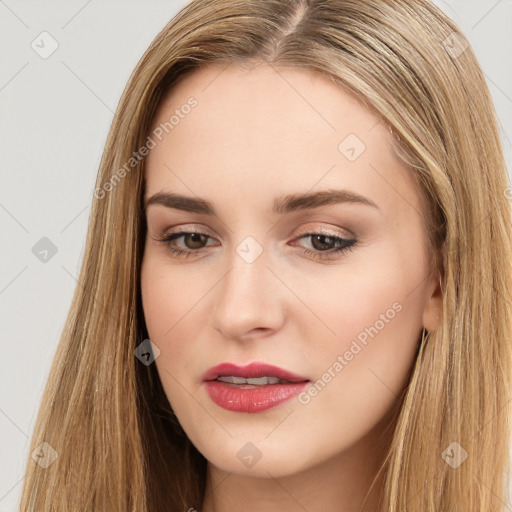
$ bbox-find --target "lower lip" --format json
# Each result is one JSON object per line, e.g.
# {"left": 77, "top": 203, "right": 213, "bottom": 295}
{"left": 204, "top": 380, "right": 309, "bottom": 413}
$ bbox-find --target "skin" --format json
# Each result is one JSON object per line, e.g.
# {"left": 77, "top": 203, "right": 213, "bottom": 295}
{"left": 140, "top": 61, "right": 442, "bottom": 512}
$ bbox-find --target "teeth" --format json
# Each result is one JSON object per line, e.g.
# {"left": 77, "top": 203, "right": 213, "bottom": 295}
{"left": 217, "top": 376, "right": 286, "bottom": 385}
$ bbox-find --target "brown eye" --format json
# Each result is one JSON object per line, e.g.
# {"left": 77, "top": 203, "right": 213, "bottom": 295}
{"left": 309, "top": 234, "right": 337, "bottom": 251}
{"left": 292, "top": 232, "right": 357, "bottom": 260}
{"left": 180, "top": 232, "right": 208, "bottom": 249}
{"left": 155, "top": 231, "right": 216, "bottom": 258}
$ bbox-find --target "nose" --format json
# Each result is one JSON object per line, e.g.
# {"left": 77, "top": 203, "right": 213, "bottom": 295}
{"left": 209, "top": 241, "right": 286, "bottom": 341}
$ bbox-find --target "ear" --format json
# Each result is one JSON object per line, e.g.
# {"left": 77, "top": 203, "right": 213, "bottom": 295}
{"left": 422, "top": 253, "right": 444, "bottom": 332}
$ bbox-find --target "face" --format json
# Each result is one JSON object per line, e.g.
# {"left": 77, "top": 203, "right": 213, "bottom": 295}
{"left": 140, "top": 61, "right": 442, "bottom": 478}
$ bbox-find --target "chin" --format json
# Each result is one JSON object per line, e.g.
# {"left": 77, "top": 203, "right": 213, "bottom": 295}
{"left": 201, "top": 440, "right": 315, "bottom": 478}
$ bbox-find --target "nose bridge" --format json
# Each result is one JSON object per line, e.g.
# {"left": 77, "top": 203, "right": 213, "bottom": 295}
{"left": 210, "top": 234, "right": 284, "bottom": 338}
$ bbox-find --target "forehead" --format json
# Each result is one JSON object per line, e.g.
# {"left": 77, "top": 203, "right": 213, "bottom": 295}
{"left": 150, "top": 61, "right": 382, "bottom": 138}
{"left": 144, "top": 62, "right": 422, "bottom": 219}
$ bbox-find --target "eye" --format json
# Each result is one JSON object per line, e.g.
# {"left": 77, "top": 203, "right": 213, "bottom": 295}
{"left": 291, "top": 232, "right": 357, "bottom": 260}
{"left": 154, "top": 228, "right": 357, "bottom": 261}
{"left": 154, "top": 231, "right": 217, "bottom": 259}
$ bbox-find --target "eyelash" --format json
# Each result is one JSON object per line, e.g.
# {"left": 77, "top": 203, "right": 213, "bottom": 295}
{"left": 154, "top": 229, "right": 357, "bottom": 261}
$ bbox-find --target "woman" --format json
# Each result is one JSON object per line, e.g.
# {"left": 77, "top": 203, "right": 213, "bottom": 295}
{"left": 19, "top": 0, "right": 512, "bottom": 510}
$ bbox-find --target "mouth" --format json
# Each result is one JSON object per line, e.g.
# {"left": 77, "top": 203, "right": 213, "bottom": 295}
{"left": 201, "top": 362, "right": 311, "bottom": 412}
{"left": 214, "top": 375, "right": 301, "bottom": 388}
{"left": 201, "top": 362, "right": 310, "bottom": 385}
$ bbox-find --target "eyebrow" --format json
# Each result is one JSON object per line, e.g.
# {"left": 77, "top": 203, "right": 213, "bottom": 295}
{"left": 144, "top": 189, "right": 380, "bottom": 215}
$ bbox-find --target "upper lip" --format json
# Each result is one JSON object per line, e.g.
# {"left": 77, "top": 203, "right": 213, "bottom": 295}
{"left": 201, "top": 362, "right": 310, "bottom": 382}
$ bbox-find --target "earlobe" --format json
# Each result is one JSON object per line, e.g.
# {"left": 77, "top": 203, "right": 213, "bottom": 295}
{"left": 422, "top": 270, "right": 443, "bottom": 332}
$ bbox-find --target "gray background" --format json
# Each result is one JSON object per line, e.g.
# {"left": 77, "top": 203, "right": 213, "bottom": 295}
{"left": 1, "top": 1, "right": 511, "bottom": 510}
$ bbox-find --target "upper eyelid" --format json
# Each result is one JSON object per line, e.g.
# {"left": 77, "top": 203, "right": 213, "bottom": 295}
{"left": 295, "top": 224, "right": 354, "bottom": 239}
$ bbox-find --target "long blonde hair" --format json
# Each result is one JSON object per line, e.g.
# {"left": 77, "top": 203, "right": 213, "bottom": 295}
{"left": 19, "top": 1, "right": 512, "bottom": 510}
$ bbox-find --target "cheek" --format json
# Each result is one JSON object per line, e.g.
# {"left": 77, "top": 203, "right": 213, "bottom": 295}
{"left": 297, "top": 246, "right": 425, "bottom": 349}
{"left": 140, "top": 253, "right": 211, "bottom": 383}
{"left": 140, "top": 243, "right": 206, "bottom": 330}
{"left": 296, "top": 251, "right": 426, "bottom": 429}
{"left": 304, "top": 275, "right": 421, "bottom": 387}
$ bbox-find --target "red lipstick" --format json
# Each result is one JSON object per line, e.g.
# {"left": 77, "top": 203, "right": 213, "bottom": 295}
{"left": 201, "top": 362, "right": 310, "bottom": 413}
